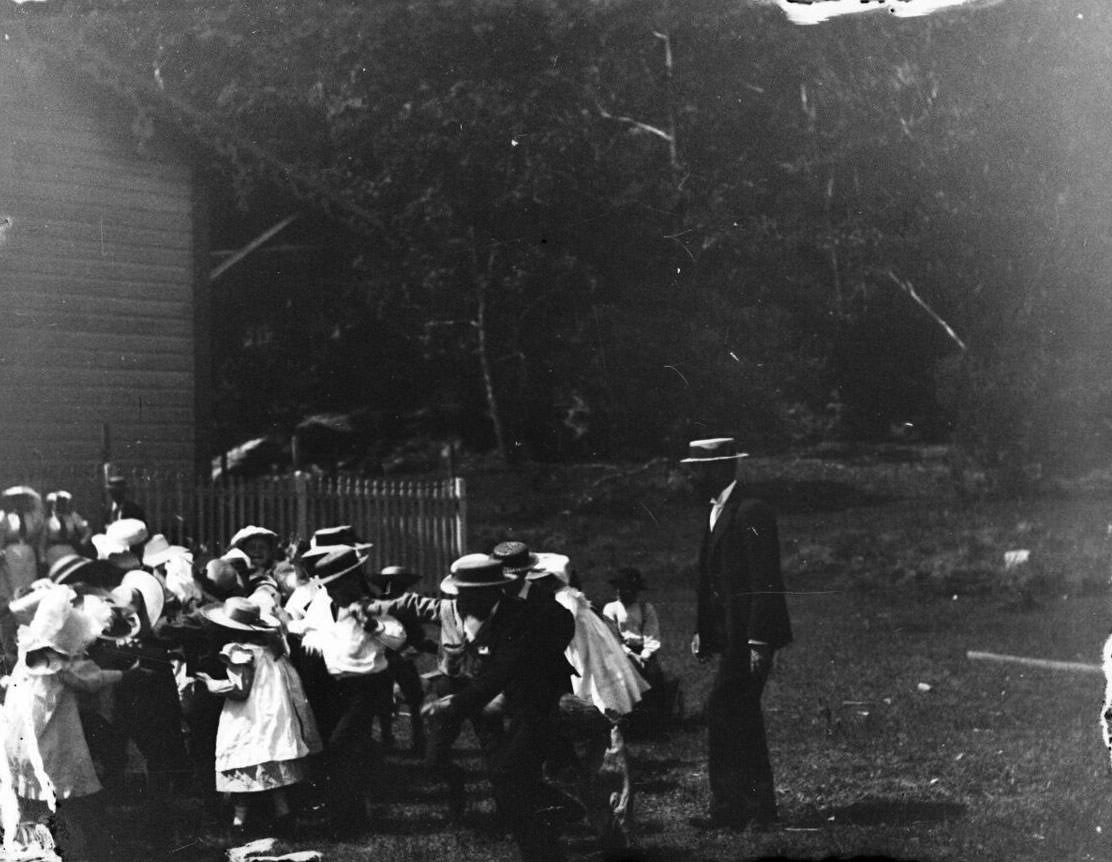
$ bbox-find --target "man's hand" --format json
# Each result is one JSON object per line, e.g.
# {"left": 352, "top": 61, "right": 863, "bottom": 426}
{"left": 749, "top": 644, "right": 773, "bottom": 681}
{"left": 691, "top": 633, "right": 710, "bottom": 663}
{"left": 421, "top": 695, "right": 455, "bottom": 718}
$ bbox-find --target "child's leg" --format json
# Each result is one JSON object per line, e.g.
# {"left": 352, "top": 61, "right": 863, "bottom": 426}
{"left": 231, "top": 793, "right": 249, "bottom": 827}
{"left": 272, "top": 787, "right": 290, "bottom": 819}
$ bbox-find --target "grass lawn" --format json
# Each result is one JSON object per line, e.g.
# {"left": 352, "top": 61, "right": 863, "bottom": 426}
{"left": 104, "top": 451, "right": 1112, "bottom": 861}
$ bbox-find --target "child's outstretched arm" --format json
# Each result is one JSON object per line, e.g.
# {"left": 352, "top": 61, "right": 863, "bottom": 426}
{"left": 198, "top": 644, "right": 257, "bottom": 701}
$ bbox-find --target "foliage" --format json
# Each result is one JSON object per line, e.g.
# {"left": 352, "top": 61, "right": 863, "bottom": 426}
{"left": 14, "top": 0, "right": 1112, "bottom": 479}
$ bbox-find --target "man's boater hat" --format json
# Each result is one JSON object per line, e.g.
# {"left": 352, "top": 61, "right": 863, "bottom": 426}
{"left": 679, "top": 437, "right": 749, "bottom": 463}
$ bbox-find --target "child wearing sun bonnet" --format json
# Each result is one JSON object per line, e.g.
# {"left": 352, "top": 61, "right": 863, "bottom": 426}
{"left": 2, "top": 585, "right": 139, "bottom": 859}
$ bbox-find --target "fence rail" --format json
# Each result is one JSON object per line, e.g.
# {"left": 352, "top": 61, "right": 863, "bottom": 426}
{"left": 129, "top": 472, "right": 466, "bottom": 590}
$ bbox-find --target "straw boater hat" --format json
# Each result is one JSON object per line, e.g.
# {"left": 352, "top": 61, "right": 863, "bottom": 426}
{"left": 202, "top": 596, "right": 279, "bottom": 631}
{"left": 48, "top": 554, "right": 122, "bottom": 590}
{"left": 229, "top": 525, "right": 279, "bottom": 550}
{"left": 376, "top": 565, "right": 422, "bottom": 588}
{"left": 300, "top": 525, "right": 374, "bottom": 561}
{"left": 525, "top": 552, "right": 572, "bottom": 584}
{"left": 306, "top": 545, "right": 370, "bottom": 586}
{"left": 491, "top": 541, "right": 539, "bottom": 576}
{"left": 679, "top": 437, "right": 749, "bottom": 463}
{"left": 440, "top": 554, "right": 517, "bottom": 595}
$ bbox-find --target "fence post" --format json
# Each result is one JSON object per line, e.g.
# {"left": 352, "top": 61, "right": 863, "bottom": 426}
{"left": 294, "top": 472, "right": 310, "bottom": 540}
{"left": 454, "top": 476, "right": 467, "bottom": 556}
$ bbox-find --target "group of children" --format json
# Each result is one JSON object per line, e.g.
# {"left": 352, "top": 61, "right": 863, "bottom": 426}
{"left": 0, "top": 486, "right": 666, "bottom": 859}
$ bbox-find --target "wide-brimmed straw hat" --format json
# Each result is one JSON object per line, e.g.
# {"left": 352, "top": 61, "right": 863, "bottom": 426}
{"left": 440, "top": 554, "right": 517, "bottom": 595}
{"left": 491, "top": 541, "right": 539, "bottom": 575}
{"left": 679, "top": 437, "right": 749, "bottom": 463}
{"left": 201, "top": 596, "right": 279, "bottom": 631}
{"left": 525, "top": 552, "right": 572, "bottom": 584}
{"left": 143, "top": 534, "right": 191, "bottom": 569}
{"left": 229, "top": 525, "right": 279, "bottom": 550}
{"left": 92, "top": 519, "right": 149, "bottom": 559}
{"left": 111, "top": 569, "right": 166, "bottom": 629}
{"left": 21, "top": 587, "right": 108, "bottom": 657}
{"left": 307, "top": 546, "right": 370, "bottom": 586}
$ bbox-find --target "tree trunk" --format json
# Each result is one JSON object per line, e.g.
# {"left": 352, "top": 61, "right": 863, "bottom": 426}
{"left": 471, "top": 232, "right": 510, "bottom": 462}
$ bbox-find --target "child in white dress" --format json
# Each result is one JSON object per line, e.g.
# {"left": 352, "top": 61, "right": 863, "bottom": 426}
{"left": 198, "top": 596, "right": 322, "bottom": 838}
{"left": 3, "top": 585, "right": 129, "bottom": 860}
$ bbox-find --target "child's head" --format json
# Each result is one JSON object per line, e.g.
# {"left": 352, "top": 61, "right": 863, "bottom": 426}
{"left": 610, "top": 567, "right": 647, "bottom": 604}
{"left": 373, "top": 565, "right": 421, "bottom": 599}
{"left": 110, "top": 570, "right": 166, "bottom": 637}
{"left": 228, "top": 526, "right": 280, "bottom": 572}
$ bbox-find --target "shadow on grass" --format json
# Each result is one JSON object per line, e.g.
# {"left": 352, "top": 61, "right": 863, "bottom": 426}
{"left": 597, "top": 845, "right": 703, "bottom": 862}
{"left": 820, "top": 798, "right": 966, "bottom": 826}
{"left": 744, "top": 480, "right": 893, "bottom": 514}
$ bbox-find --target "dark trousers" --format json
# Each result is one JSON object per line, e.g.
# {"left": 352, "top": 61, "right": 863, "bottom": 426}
{"left": 88, "top": 664, "right": 191, "bottom": 796}
{"left": 377, "top": 653, "right": 426, "bottom": 753}
{"left": 324, "top": 673, "right": 392, "bottom": 831}
{"left": 424, "top": 675, "right": 503, "bottom": 813}
{"left": 485, "top": 708, "right": 566, "bottom": 862}
{"left": 706, "top": 653, "right": 776, "bottom": 825}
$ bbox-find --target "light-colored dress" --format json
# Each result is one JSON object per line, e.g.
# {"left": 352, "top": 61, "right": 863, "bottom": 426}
{"left": 213, "top": 642, "right": 323, "bottom": 793}
{"left": 3, "top": 650, "right": 122, "bottom": 801}
{"left": 554, "top": 587, "right": 649, "bottom": 717}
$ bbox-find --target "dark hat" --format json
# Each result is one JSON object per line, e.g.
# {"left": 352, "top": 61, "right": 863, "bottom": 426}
{"left": 307, "top": 546, "right": 369, "bottom": 586}
{"left": 440, "top": 554, "right": 517, "bottom": 593}
{"left": 378, "top": 565, "right": 422, "bottom": 586}
{"left": 679, "top": 437, "right": 749, "bottom": 463}
{"left": 201, "top": 596, "right": 279, "bottom": 631}
{"left": 491, "top": 540, "right": 539, "bottom": 575}
{"left": 610, "top": 567, "right": 649, "bottom": 591}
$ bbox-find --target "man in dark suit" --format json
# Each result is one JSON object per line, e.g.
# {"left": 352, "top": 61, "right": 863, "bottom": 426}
{"left": 423, "top": 555, "right": 577, "bottom": 862}
{"left": 102, "top": 474, "right": 147, "bottom": 528}
{"left": 684, "top": 437, "right": 793, "bottom": 831}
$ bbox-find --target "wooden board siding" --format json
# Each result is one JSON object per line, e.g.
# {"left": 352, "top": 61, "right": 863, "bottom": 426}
{"left": 0, "top": 38, "right": 203, "bottom": 510}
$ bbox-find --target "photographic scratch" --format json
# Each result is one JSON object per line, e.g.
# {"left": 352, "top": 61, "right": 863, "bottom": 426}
{"left": 773, "top": 0, "right": 1011, "bottom": 25}
{"left": 638, "top": 501, "right": 660, "bottom": 525}
{"left": 664, "top": 365, "right": 689, "bottom": 387}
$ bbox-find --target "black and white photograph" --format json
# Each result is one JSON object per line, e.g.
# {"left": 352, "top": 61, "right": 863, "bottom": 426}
{"left": 0, "top": 0, "right": 1107, "bottom": 859}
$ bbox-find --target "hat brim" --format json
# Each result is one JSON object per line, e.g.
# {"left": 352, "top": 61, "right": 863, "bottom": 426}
{"left": 200, "top": 604, "right": 279, "bottom": 631}
{"left": 679, "top": 453, "right": 749, "bottom": 463}
{"left": 314, "top": 554, "right": 370, "bottom": 586}
{"left": 439, "top": 572, "right": 517, "bottom": 593}
{"left": 501, "top": 553, "right": 540, "bottom": 575}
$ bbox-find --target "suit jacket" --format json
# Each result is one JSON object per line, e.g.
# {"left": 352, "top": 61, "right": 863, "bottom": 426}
{"left": 449, "top": 596, "right": 575, "bottom": 718}
{"left": 696, "top": 492, "right": 792, "bottom": 657}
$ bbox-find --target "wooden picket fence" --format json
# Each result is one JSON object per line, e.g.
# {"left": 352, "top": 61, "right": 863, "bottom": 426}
{"left": 127, "top": 472, "right": 467, "bottom": 589}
